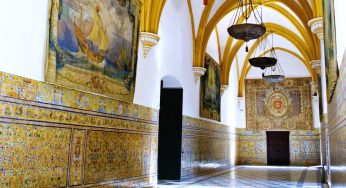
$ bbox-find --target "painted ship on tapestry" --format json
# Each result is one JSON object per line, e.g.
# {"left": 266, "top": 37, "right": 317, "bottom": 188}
{"left": 46, "top": 0, "right": 141, "bottom": 102}
{"left": 200, "top": 53, "right": 221, "bottom": 121}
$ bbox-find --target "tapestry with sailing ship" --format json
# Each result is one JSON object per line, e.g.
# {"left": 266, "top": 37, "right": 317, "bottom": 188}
{"left": 45, "top": 0, "right": 140, "bottom": 102}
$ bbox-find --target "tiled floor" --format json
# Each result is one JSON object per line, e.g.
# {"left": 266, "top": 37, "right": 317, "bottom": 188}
{"left": 158, "top": 166, "right": 327, "bottom": 188}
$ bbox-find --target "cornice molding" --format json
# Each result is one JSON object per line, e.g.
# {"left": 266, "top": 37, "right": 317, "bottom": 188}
{"left": 310, "top": 60, "right": 321, "bottom": 75}
{"left": 140, "top": 32, "right": 160, "bottom": 58}
{"left": 308, "top": 17, "right": 324, "bottom": 40}
{"left": 192, "top": 67, "right": 206, "bottom": 82}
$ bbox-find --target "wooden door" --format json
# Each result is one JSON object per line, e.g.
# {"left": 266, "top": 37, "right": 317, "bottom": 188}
{"left": 266, "top": 131, "right": 290, "bottom": 166}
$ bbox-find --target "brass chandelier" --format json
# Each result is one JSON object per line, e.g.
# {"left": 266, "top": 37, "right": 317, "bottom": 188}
{"left": 227, "top": 0, "right": 266, "bottom": 52}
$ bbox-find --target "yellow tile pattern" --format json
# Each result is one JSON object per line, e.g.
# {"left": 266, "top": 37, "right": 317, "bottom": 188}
{"left": 0, "top": 123, "right": 71, "bottom": 187}
{"left": 85, "top": 131, "right": 145, "bottom": 183}
{"left": 70, "top": 129, "right": 85, "bottom": 186}
{"left": 0, "top": 72, "right": 158, "bottom": 122}
{"left": 0, "top": 71, "right": 158, "bottom": 187}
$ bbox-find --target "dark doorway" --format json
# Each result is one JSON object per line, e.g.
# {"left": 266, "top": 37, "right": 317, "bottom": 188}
{"left": 267, "top": 131, "right": 290, "bottom": 166}
{"left": 158, "top": 82, "right": 183, "bottom": 180}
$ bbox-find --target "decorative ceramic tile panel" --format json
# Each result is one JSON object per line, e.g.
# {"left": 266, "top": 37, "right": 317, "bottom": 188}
{"left": 328, "top": 53, "right": 346, "bottom": 187}
{"left": 0, "top": 71, "right": 158, "bottom": 187}
{"left": 0, "top": 98, "right": 156, "bottom": 133}
{"left": 236, "top": 129, "right": 267, "bottom": 165}
{"left": 70, "top": 129, "right": 86, "bottom": 186}
{"left": 141, "top": 134, "right": 158, "bottom": 176}
{"left": 290, "top": 131, "right": 321, "bottom": 166}
{"left": 0, "top": 123, "right": 71, "bottom": 188}
{"left": 0, "top": 72, "right": 158, "bottom": 122}
{"left": 85, "top": 130, "right": 144, "bottom": 183}
{"left": 181, "top": 116, "right": 235, "bottom": 179}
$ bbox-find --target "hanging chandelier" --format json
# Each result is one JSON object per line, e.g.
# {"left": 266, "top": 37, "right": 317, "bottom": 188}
{"left": 262, "top": 61, "right": 285, "bottom": 83}
{"left": 249, "top": 56, "right": 277, "bottom": 70}
{"left": 227, "top": 0, "right": 266, "bottom": 51}
{"left": 261, "top": 39, "right": 285, "bottom": 83}
{"left": 249, "top": 33, "right": 277, "bottom": 70}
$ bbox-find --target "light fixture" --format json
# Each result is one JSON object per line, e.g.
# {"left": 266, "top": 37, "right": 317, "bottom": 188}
{"left": 227, "top": 0, "right": 266, "bottom": 52}
{"left": 262, "top": 61, "right": 285, "bottom": 83}
{"left": 261, "top": 37, "right": 285, "bottom": 83}
{"left": 249, "top": 33, "right": 277, "bottom": 70}
{"left": 249, "top": 56, "right": 277, "bottom": 70}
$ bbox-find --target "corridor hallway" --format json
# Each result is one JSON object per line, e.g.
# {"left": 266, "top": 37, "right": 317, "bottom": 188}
{"left": 0, "top": 0, "right": 345, "bottom": 187}
{"left": 158, "top": 166, "right": 325, "bottom": 188}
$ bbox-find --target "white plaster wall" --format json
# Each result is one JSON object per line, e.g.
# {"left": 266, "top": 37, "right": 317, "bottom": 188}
{"left": 237, "top": 97, "right": 246, "bottom": 128}
{"left": 134, "top": 0, "right": 199, "bottom": 117}
{"left": 190, "top": 0, "right": 204, "bottom": 36}
{"left": 208, "top": 0, "right": 225, "bottom": 22}
{"left": 206, "top": 30, "right": 220, "bottom": 62}
{"left": 0, "top": 0, "right": 48, "bottom": 81}
{"left": 221, "top": 59, "right": 244, "bottom": 127}
{"left": 133, "top": 42, "right": 161, "bottom": 109}
{"left": 334, "top": 0, "right": 346, "bottom": 67}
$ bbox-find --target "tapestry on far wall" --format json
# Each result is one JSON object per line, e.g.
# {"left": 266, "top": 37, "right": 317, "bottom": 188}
{"left": 200, "top": 54, "right": 221, "bottom": 121}
{"left": 45, "top": 0, "right": 141, "bottom": 102}
{"left": 245, "top": 78, "right": 313, "bottom": 130}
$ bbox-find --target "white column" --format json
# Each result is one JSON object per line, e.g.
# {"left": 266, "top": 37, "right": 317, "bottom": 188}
{"left": 309, "top": 61, "right": 324, "bottom": 169}
{"left": 319, "top": 41, "right": 328, "bottom": 115}
{"left": 309, "top": 17, "right": 331, "bottom": 178}
{"left": 310, "top": 82, "right": 320, "bottom": 129}
{"left": 238, "top": 97, "right": 245, "bottom": 112}
{"left": 308, "top": 18, "right": 328, "bottom": 115}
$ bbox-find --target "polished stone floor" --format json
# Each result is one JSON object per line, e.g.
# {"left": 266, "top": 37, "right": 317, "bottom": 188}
{"left": 158, "top": 166, "right": 326, "bottom": 188}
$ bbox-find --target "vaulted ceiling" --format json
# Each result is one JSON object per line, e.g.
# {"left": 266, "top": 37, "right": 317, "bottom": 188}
{"left": 140, "top": 0, "right": 323, "bottom": 96}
